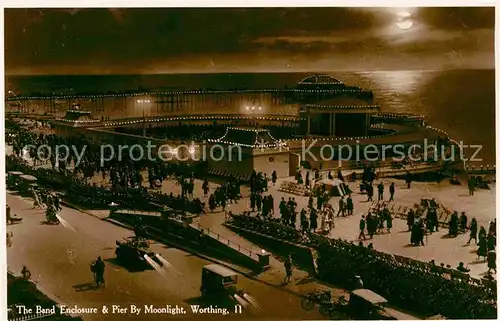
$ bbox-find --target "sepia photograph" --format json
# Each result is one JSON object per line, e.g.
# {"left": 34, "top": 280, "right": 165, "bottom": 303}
{"left": 3, "top": 6, "right": 497, "bottom": 320}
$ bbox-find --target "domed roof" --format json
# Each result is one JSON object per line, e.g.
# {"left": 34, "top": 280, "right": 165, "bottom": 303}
{"left": 298, "top": 74, "right": 343, "bottom": 85}
{"left": 209, "top": 127, "right": 285, "bottom": 148}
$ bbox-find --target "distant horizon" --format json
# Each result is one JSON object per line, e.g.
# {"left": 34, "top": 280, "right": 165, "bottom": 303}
{"left": 5, "top": 67, "right": 495, "bottom": 78}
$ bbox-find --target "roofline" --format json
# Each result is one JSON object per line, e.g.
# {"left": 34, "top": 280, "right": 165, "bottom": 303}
{"left": 203, "top": 264, "right": 237, "bottom": 277}
{"left": 5, "top": 88, "right": 373, "bottom": 100}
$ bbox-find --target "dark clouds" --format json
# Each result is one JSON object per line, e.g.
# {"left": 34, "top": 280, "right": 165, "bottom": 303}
{"left": 4, "top": 7, "right": 495, "bottom": 74}
{"left": 419, "top": 7, "right": 495, "bottom": 30}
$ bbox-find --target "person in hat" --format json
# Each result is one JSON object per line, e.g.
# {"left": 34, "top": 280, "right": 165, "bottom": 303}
{"left": 92, "top": 256, "right": 106, "bottom": 287}
{"left": 21, "top": 266, "right": 31, "bottom": 280}
{"left": 284, "top": 255, "right": 293, "bottom": 284}
{"left": 457, "top": 262, "right": 470, "bottom": 273}
{"left": 487, "top": 251, "right": 496, "bottom": 274}
{"left": 354, "top": 275, "right": 364, "bottom": 289}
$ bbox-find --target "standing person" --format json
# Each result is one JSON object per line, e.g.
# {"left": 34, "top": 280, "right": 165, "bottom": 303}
{"left": 202, "top": 179, "right": 209, "bottom": 196}
{"left": 21, "top": 266, "right": 31, "bottom": 280}
{"left": 389, "top": 182, "right": 395, "bottom": 201}
{"left": 367, "top": 183, "right": 374, "bottom": 202}
{"left": 468, "top": 218, "right": 478, "bottom": 244}
{"left": 300, "top": 209, "right": 309, "bottom": 233}
{"left": 359, "top": 216, "right": 367, "bottom": 240}
{"left": 487, "top": 250, "right": 496, "bottom": 273}
{"left": 386, "top": 211, "right": 393, "bottom": 233}
{"left": 346, "top": 195, "right": 354, "bottom": 216}
{"left": 377, "top": 182, "right": 384, "bottom": 201}
{"left": 317, "top": 194, "right": 324, "bottom": 211}
{"left": 309, "top": 209, "right": 318, "bottom": 233}
{"left": 449, "top": 211, "right": 459, "bottom": 237}
{"left": 308, "top": 195, "right": 314, "bottom": 209}
{"left": 338, "top": 196, "right": 345, "bottom": 217}
{"left": 459, "top": 212, "right": 468, "bottom": 233}
{"left": 354, "top": 275, "right": 364, "bottom": 289}
{"left": 327, "top": 208, "right": 335, "bottom": 230}
{"left": 489, "top": 220, "right": 496, "bottom": 236}
{"left": 337, "top": 168, "right": 344, "bottom": 182}
{"left": 406, "top": 209, "right": 415, "bottom": 232}
{"left": 487, "top": 233, "right": 496, "bottom": 252}
{"left": 468, "top": 177, "right": 476, "bottom": 196}
{"left": 92, "top": 257, "right": 105, "bottom": 287}
{"left": 256, "top": 193, "right": 263, "bottom": 212}
{"left": 405, "top": 171, "right": 412, "bottom": 189}
{"left": 284, "top": 255, "right": 293, "bottom": 283}
{"left": 6, "top": 205, "right": 12, "bottom": 224}
{"left": 271, "top": 170, "right": 277, "bottom": 186}
{"left": 305, "top": 171, "right": 310, "bottom": 188}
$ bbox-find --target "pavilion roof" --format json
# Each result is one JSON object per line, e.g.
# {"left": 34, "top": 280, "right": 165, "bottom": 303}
{"left": 304, "top": 95, "right": 378, "bottom": 109}
{"left": 208, "top": 127, "right": 286, "bottom": 148}
{"left": 56, "top": 109, "right": 100, "bottom": 126}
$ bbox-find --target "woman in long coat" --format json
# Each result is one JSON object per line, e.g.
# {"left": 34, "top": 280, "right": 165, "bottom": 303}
{"left": 477, "top": 236, "right": 488, "bottom": 260}
{"left": 386, "top": 212, "right": 393, "bottom": 233}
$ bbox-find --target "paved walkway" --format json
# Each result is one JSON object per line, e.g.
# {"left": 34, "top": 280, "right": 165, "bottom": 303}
{"left": 190, "top": 175, "right": 495, "bottom": 280}
{"left": 7, "top": 193, "right": 329, "bottom": 320}
{"left": 61, "top": 168, "right": 497, "bottom": 281}
{"left": 10, "top": 143, "right": 496, "bottom": 282}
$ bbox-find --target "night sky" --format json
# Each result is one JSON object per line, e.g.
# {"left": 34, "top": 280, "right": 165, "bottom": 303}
{"left": 4, "top": 7, "right": 495, "bottom": 75}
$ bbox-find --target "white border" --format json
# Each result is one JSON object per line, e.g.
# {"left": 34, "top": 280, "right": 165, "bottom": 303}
{"left": 0, "top": 3, "right": 498, "bottom": 321}
{"left": 1, "top": 1, "right": 498, "bottom": 7}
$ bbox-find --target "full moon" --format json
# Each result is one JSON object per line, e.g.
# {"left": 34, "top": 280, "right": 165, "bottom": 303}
{"left": 396, "top": 11, "right": 413, "bottom": 30}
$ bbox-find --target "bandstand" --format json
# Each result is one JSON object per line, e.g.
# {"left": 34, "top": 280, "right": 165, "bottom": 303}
{"left": 53, "top": 108, "right": 101, "bottom": 137}
{"left": 206, "top": 127, "right": 295, "bottom": 180}
{"left": 299, "top": 97, "right": 380, "bottom": 137}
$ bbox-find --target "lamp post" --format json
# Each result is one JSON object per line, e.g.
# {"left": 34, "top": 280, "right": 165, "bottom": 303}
{"left": 245, "top": 105, "right": 263, "bottom": 127}
{"left": 8, "top": 91, "right": 21, "bottom": 114}
{"left": 137, "top": 99, "right": 151, "bottom": 137}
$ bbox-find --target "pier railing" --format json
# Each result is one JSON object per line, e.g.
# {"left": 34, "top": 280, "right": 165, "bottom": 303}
{"left": 190, "top": 222, "right": 260, "bottom": 261}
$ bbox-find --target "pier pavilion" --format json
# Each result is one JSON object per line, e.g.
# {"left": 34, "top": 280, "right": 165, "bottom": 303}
{"left": 206, "top": 127, "right": 296, "bottom": 180}
{"left": 5, "top": 78, "right": 373, "bottom": 119}
{"left": 7, "top": 74, "right": 460, "bottom": 179}
{"left": 53, "top": 109, "right": 101, "bottom": 137}
{"left": 299, "top": 97, "right": 380, "bottom": 137}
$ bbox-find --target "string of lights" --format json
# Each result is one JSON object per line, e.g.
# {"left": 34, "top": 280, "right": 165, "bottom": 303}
{"left": 5, "top": 88, "right": 373, "bottom": 101}
{"left": 304, "top": 104, "right": 380, "bottom": 109}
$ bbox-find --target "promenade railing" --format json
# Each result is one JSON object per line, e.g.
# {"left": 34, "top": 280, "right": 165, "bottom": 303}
{"left": 190, "top": 222, "right": 260, "bottom": 261}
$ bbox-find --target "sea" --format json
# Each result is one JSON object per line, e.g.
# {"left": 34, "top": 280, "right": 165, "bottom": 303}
{"left": 5, "top": 69, "right": 496, "bottom": 166}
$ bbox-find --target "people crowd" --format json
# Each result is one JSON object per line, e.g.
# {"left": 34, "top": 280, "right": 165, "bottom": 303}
{"left": 228, "top": 213, "right": 496, "bottom": 319}
{"left": 6, "top": 128, "right": 209, "bottom": 214}
{"left": 6, "top": 122, "right": 497, "bottom": 319}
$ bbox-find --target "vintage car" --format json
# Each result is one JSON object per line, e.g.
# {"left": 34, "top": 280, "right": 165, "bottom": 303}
{"left": 18, "top": 174, "right": 38, "bottom": 194}
{"left": 200, "top": 264, "right": 241, "bottom": 300}
{"left": 7, "top": 171, "right": 24, "bottom": 189}
{"left": 115, "top": 237, "right": 163, "bottom": 269}
{"left": 348, "top": 289, "right": 397, "bottom": 320}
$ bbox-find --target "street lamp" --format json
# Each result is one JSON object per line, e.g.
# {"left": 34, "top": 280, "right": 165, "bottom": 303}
{"left": 137, "top": 99, "right": 151, "bottom": 136}
{"left": 8, "top": 91, "right": 21, "bottom": 114}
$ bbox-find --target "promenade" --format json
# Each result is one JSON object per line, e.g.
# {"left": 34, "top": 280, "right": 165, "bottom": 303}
{"left": 52, "top": 160, "right": 496, "bottom": 280}
{"left": 9, "top": 144, "right": 495, "bottom": 281}
{"left": 147, "top": 174, "right": 495, "bottom": 280}
{"left": 6, "top": 192, "right": 326, "bottom": 321}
